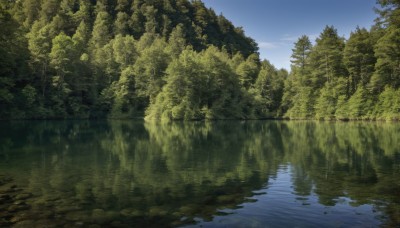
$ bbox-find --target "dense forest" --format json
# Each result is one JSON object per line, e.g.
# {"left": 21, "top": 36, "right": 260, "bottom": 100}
{"left": 0, "top": 0, "right": 399, "bottom": 120}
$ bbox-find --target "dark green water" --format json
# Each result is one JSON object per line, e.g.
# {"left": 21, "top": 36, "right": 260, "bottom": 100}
{"left": 0, "top": 120, "right": 399, "bottom": 227}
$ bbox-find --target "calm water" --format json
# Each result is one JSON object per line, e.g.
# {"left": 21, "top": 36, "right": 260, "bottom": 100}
{"left": 0, "top": 120, "right": 399, "bottom": 227}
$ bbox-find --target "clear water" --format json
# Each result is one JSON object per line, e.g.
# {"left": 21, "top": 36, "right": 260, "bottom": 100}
{"left": 0, "top": 120, "right": 399, "bottom": 227}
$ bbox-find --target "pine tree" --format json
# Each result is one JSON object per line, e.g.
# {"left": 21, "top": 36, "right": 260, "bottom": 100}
{"left": 114, "top": 12, "right": 130, "bottom": 36}
{"left": 166, "top": 24, "right": 187, "bottom": 58}
{"left": 28, "top": 21, "right": 53, "bottom": 97}
{"left": 283, "top": 35, "right": 313, "bottom": 118}
{"left": 291, "top": 35, "right": 312, "bottom": 74}
{"left": 370, "top": 26, "right": 400, "bottom": 92}
{"left": 90, "top": 11, "right": 112, "bottom": 51}
{"left": 344, "top": 27, "right": 376, "bottom": 94}
{"left": 309, "top": 26, "right": 347, "bottom": 88}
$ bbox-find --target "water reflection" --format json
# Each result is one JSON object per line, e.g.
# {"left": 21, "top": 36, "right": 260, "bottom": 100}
{"left": 0, "top": 121, "right": 399, "bottom": 227}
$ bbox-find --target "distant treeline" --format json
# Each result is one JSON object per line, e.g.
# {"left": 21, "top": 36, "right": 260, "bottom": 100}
{"left": 0, "top": 0, "right": 399, "bottom": 121}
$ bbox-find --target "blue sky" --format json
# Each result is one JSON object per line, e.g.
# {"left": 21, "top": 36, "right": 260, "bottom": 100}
{"left": 202, "top": 0, "right": 379, "bottom": 70}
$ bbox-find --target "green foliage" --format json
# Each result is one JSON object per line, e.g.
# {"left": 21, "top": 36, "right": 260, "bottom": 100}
{"left": 252, "top": 61, "right": 286, "bottom": 117}
{"left": 314, "top": 79, "right": 347, "bottom": 120}
{"left": 133, "top": 37, "right": 169, "bottom": 105}
{"left": 370, "top": 26, "right": 400, "bottom": 92}
{"left": 372, "top": 86, "right": 400, "bottom": 120}
{"left": 291, "top": 35, "right": 312, "bottom": 72}
{"left": 1, "top": 0, "right": 400, "bottom": 120}
{"left": 236, "top": 54, "right": 260, "bottom": 89}
{"left": 309, "top": 26, "right": 347, "bottom": 88}
{"left": 145, "top": 47, "right": 248, "bottom": 121}
{"left": 344, "top": 27, "right": 376, "bottom": 93}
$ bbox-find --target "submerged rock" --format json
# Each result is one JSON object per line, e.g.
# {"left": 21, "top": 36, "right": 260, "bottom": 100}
{"left": 91, "top": 209, "right": 105, "bottom": 220}
{"left": 65, "top": 211, "right": 89, "bottom": 222}
{"left": 148, "top": 206, "right": 168, "bottom": 217}
{"left": 8, "top": 204, "right": 30, "bottom": 212}
{"left": 15, "top": 193, "right": 33, "bottom": 200}
{"left": 119, "top": 208, "right": 132, "bottom": 217}
{"left": 55, "top": 205, "right": 82, "bottom": 214}
{"left": 13, "top": 220, "right": 35, "bottom": 228}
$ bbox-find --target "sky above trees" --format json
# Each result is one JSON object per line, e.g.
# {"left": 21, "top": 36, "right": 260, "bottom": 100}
{"left": 202, "top": 0, "right": 378, "bottom": 70}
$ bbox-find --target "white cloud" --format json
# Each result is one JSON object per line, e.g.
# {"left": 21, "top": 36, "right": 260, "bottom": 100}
{"left": 281, "top": 35, "right": 299, "bottom": 42}
{"left": 258, "top": 42, "right": 280, "bottom": 49}
{"left": 280, "top": 34, "right": 319, "bottom": 43}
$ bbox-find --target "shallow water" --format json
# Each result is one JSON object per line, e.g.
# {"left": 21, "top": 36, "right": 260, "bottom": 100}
{"left": 0, "top": 120, "right": 399, "bottom": 227}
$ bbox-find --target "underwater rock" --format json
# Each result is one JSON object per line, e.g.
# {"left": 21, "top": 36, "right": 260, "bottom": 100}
{"left": 0, "top": 211, "right": 13, "bottom": 219}
{"left": 13, "top": 219, "right": 35, "bottom": 228}
{"left": 15, "top": 193, "right": 32, "bottom": 200}
{"left": 8, "top": 204, "right": 30, "bottom": 212}
{"left": 65, "top": 211, "right": 89, "bottom": 222}
{"left": 179, "top": 205, "right": 197, "bottom": 215}
{"left": 119, "top": 208, "right": 131, "bottom": 217}
{"left": 130, "top": 209, "right": 143, "bottom": 217}
{"left": 55, "top": 205, "right": 82, "bottom": 214}
{"left": 35, "top": 219, "right": 62, "bottom": 228}
{"left": 13, "top": 200, "right": 26, "bottom": 205}
{"left": 148, "top": 206, "right": 168, "bottom": 217}
{"left": 110, "top": 220, "right": 131, "bottom": 228}
{"left": 91, "top": 209, "right": 106, "bottom": 224}
{"left": 87, "top": 224, "right": 101, "bottom": 228}
{"left": 0, "top": 194, "right": 11, "bottom": 203}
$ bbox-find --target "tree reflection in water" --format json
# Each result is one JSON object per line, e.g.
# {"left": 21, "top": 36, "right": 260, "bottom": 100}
{"left": 0, "top": 120, "right": 399, "bottom": 227}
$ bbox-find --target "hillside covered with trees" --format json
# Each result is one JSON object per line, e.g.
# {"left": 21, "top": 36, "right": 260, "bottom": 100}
{"left": 0, "top": 0, "right": 399, "bottom": 121}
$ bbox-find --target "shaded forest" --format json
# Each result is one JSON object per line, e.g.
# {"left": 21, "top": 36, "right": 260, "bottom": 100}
{"left": 0, "top": 0, "right": 399, "bottom": 120}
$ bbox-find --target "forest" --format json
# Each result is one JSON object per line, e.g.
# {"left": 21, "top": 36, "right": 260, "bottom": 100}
{"left": 0, "top": 0, "right": 399, "bottom": 121}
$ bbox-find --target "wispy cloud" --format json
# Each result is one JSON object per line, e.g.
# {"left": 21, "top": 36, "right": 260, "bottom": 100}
{"left": 281, "top": 35, "right": 299, "bottom": 42}
{"left": 280, "top": 34, "right": 319, "bottom": 43}
{"left": 258, "top": 42, "right": 280, "bottom": 49}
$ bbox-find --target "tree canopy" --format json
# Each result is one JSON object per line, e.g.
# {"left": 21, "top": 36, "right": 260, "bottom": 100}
{"left": 0, "top": 0, "right": 399, "bottom": 121}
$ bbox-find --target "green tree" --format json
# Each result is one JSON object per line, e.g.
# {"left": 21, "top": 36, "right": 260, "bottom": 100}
{"left": 115, "top": 0, "right": 130, "bottom": 12}
{"left": 110, "top": 67, "right": 140, "bottom": 118}
{"left": 309, "top": 26, "right": 347, "bottom": 88}
{"left": 89, "top": 11, "right": 112, "bottom": 51}
{"left": 345, "top": 85, "right": 371, "bottom": 119}
{"left": 283, "top": 35, "right": 313, "bottom": 118}
{"left": 39, "top": 0, "right": 59, "bottom": 23}
{"left": 370, "top": 27, "right": 400, "bottom": 92}
{"left": 27, "top": 22, "right": 53, "bottom": 97}
{"left": 130, "top": 0, "right": 145, "bottom": 38}
{"left": 134, "top": 38, "right": 170, "bottom": 104}
{"left": 50, "top": 33, "right": 76, "bottom": 90}
{"left": 112, "top": 35, "right": 138, "bottom": 70}
{"left": 73, "top": 0, "right": 92, "bottom": 24}
{"left": 145, "top": 48, "right": 203, "bottom": 121}
{"left": 21, "top": 0, "right": 40, "bottom": 28}
{"left": 236, "top": 53, "right": 259, "bottom": 89}
{"left": 252, "top": 61, "right": 285, "bottom": 117}
{"left": 372, "top": 86, "right": 400, "bottom": 120}
{"left": 291, "top": 35, "right": 312, "bottom": 74}
{"left": 344, "top": 27, "right": 376, "bottom": 94}
{"left": 166, "top": 24, "right": 187, "bottom": 58}
{"left": 314, "top": 79, "right": 347, "bottom": 120}
{"left": 49, "top": 32, "right": 78, "bottom": 116}
{"left": 114, "top": 12, "right": 130, "bottom": 36}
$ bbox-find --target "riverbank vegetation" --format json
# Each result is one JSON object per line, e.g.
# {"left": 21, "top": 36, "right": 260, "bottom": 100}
{"left": 0, "top": 0, "right": 399, "bottom": 121}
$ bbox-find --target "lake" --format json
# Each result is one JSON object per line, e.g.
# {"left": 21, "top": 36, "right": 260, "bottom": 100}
{"left": 0, "top": 120, "right": 399, "bottom": 227}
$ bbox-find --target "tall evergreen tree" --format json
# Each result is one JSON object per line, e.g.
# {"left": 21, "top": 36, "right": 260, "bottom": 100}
{"left": 309, "top": 26, "right": 347, "bottom": 88}
{"left": 344, "top": 27, "right": 376, "bottom": 94}
{"left": 282, "top": 35, "right": 313, "bottom": 118}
